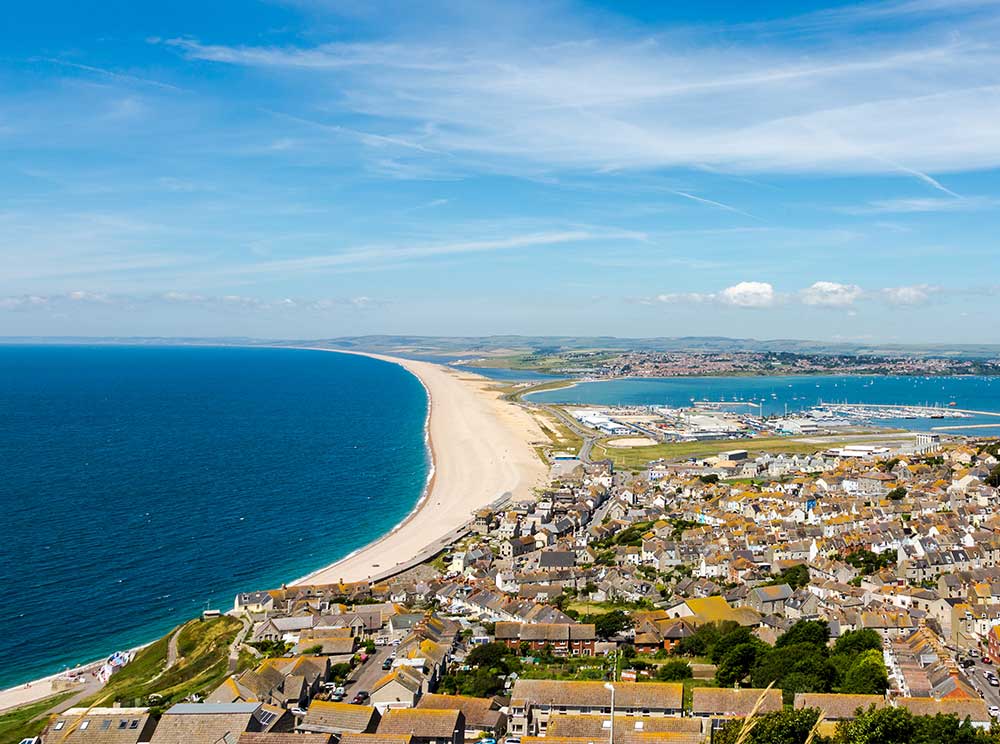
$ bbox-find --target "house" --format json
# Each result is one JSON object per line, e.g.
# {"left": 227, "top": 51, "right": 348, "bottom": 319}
{"left": 45, "top": 707, "right": 157, "bottom": 743}
{"left": 417, "top": 694, "right": 507, "bottom": 738}
{"left": 690, "top": 688, "right": 782, "bottom": 730}
{"left": 494, "top": 622, "right": 597, "bottom": 656}
{"left": 377, "top": 708, "right": 466, "bottom": 744}
{"left": 508, "top": 680, "right": 684, "bottom": 737}
{"left": 239, "top": 735, "right": 334, "bottom": 744}
{"left": 541, "top": 714, "right": 703, "bottom": 744}
{"left": 149, "top": 703, "right": 291, "bottom": 744}
{"left": 895, "top": 697, "right": 991, "bottom": 729}
{"left": 236, "top": 591, "right": 277, "bottom": 615}
{"left": 747, "top": 584, "right": 793, "bottom": 615}
{"left": 663, "top": 596, "right": 758, "bottom": 627}
{"left": 298, "top": 701, "right": 381, "bottom": 737}
{"left": 793, "top": 693, "right": 885, "bottom": 721}
{"left": 339, "top": 735, "right": 413, "bottom": 744}
{"left": 370, "top": 666, "right": 427, "bottom": 710}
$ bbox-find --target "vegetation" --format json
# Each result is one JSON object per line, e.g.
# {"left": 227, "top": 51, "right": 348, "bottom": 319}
{"left": 677, "top": 621, "right": 888, "bottom": 703}
{"left": 654, "top": 660, "right": 693, "bottom": 681}
{"left": 578, "top": 609, "right": 634, "bottom": 639}
{"left": 588, "top": 436, "right": 887, "bottom": 470}
{"left": 84, "top": 616, "right": 241, "bottom": 711}
{"left": 767, "top": 563, "right": 811, "bottom": 590}
{"left": 843, "top": 549, "right": 895, "bottom": 575}
{"left": 247, "top": 639, "right": 292, "bottom": 658}
{"left": 0, "top": 692, "right": 74, "bottom": 744}
{"left": 887, "top": 486, "right": 907, "bottom": 500}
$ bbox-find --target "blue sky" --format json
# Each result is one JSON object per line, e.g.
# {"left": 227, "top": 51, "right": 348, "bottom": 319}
{"left": 2, "top": 0, "right": 999, "bottom": 341}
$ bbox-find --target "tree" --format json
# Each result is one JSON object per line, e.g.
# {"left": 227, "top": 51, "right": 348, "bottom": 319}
{"left": 714, "top": 707, "right": 826, "bottom": 744}
{"left": 466, "top": 642, "right": 513, "bottom": 670}
{"left": 593, "top": 610, "right": 633, "bottom": 639}
{"left": 833, "top": 629, "right": 882, "bottom": 657}
{"left": 776, "top": 620, "right": 830, "bottom": 649}
{"left": 751, "top": 643, "right": 835, "bottom": 701}
{"left": 769, "top": 564, "right": 811, "bottom": 590}
{"left": 716, "top": 642, "right": 764, "bottom": 686}
{"left": 655, "top": 660, "right": 692, "bottom": 681}
{"left": 834, "top": 706, "right": 914, "bottom": 744}
{"left": 840, "top": 650, "right": 888, "bottom": 695}
{"left": 710, "top": 625, "right": 756, "bottom": 664}
{"left": 987, "top": 464, "right": 1000, "bottom": 488}
{"left": 887, "top": 486, "right": 907, "bottom": 501}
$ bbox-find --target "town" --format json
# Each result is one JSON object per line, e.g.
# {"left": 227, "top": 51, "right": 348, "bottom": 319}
{"left": 25, "top": 428, "right": 1000, "bottom": 744}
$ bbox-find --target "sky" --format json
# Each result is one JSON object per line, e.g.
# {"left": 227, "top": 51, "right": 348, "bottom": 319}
{"left": 1, "top": 0, "right": 999, "bottom": 342}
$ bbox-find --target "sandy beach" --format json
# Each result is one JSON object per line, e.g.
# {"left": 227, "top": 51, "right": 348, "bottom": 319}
{"left": 292, "top": 349, "right": 547, "bottom": 585}
{"left": 0, "top": 349, "right": 547, "bottom": 712}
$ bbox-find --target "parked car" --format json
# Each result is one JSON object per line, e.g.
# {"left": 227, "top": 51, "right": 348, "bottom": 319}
{"left": 382, "top": 658, "right": 394, "bottom": 670}
{"left": 985, "top": 656, "right": 993, "bottom": 664}
{"left": 989, "top": 705, "right": 1000, "bottom": 718}
{"left": 352, "top": 691, "right": 370, "bottom": 704}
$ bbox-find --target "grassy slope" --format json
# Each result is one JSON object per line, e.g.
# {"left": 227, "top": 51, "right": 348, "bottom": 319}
{"left": 0, "top": 692, "right": 75, "bottom": 744}
{"left": 84, "top": 616, "right": 241, "bottom": 709}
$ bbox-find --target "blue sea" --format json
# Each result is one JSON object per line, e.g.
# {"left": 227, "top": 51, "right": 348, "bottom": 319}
{"left": 0, "top": 345, "right": 429, "bottom": 689}
{"left": 529, "top": 375, "right": 1000, "bottom": 432}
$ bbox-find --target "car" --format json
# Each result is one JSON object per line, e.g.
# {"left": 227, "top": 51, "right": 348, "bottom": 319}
{"left": 970, "top": 649, "right": 980, "bottom": 657}
{"left": 382, "top": 658, "right": 394, "bottom": 670}
{"left": 505, "top": 737, "right": 521, "bottom": 744}
{"left": 291, "top": 707, "right": 308, "bottom": 716}
{"left": 990, "top": 706, "right": 1000, "bottom": 718}
{"left": 985, "top": 657, "right": 993, "bottom": 664}
{"left": 332, "top": 693, "right": 345, "bottom": 702}
{"left": 480, "top": 739, "right": 496, "bottom": 744}
{"left": 352, "top": 691, "right": 370, "bottom": 704}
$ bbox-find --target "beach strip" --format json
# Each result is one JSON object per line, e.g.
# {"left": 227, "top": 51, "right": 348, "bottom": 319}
{"left": 290, "top": 350, "right": 547, "bottom": 585}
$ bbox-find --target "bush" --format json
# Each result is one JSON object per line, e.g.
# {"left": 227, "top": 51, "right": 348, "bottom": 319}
{"left": 655, "top": 660, "right": 693, "bottom": 681}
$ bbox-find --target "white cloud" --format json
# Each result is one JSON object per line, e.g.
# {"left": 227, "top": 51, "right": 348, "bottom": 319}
{"left": 800, "top": 281, "right": 863, "bottom": 306}
{"left": 882, "top": 284, "right": 939, "bottom": 305}
{"left": 720, "top": 281, "right": 776, "bottom": 308}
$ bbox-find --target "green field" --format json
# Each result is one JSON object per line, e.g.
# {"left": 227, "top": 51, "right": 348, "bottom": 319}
{"left": 83, "top": 616, "right": 242, "bottom": 710}
{"left": 591, "top": 435, "right": 873, "bottom": 470}
{"left": 0, "top": 692, "right": 75, "bottom": 744}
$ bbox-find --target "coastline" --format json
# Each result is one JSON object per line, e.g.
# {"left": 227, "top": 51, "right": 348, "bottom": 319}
{"left": 289, "top": 348, "right": 548, "bottom": 585}
{"left": 0, "top": 347, "right": 547, "bottom": 712}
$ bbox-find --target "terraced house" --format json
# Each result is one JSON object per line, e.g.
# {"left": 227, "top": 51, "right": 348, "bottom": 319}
{"left": 494, "top": 622, "right": 597, "bottom": 656}
{"left": 507, "top": 680, "right": 684, "bottom": 737}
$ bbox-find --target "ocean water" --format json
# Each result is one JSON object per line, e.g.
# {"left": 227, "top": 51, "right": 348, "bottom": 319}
{"left": 528, "top": 374, "right": 1000, "bottom": 432}
{"left": 0, "top": 345, "right": 429, "bottom": 689}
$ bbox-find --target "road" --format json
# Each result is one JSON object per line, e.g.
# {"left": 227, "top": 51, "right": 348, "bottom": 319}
{"left": 345, "top": 645, "right": 397, "bottom": 698}
{"left": 541, "top": 404, "right": 602, "bottom": 464}
{"left": 962, "top": 654, "right": 1000, "bottom": 712}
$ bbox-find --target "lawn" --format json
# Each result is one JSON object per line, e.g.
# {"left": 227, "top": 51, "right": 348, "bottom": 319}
{"left": 0, "top": 692, "right": 74, "bottom": 744}
{"left": 590, "top": 435, "right": 872, "bottom": 470}
{"left": 84, "top": 616, "right": 241, "bottom": 710}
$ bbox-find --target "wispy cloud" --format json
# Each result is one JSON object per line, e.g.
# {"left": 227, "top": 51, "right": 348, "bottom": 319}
{"left": 843, "top": 195, "right": 1000, "bottom": 214}
{"left": 161, "top": 6, "right": 1000, "bottom": 180}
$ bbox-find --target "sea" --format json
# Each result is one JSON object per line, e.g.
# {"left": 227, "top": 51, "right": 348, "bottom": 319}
{"left": 528, "top": 374, "right": 1000, "bottom": 432}
{"left": 0, "top": 345, "right": 429, "bottom": 689}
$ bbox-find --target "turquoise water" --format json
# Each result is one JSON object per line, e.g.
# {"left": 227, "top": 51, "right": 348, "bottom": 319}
{"left": 0, "top": 345, "right": 429, "bottom": 689}
{"left": 529, "top": 375, "right": 1000, "bottom": 432}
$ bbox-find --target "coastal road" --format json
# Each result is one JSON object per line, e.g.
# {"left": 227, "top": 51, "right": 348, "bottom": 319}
{"left": 541, "top": 404, "right": 602, "bottom": 464}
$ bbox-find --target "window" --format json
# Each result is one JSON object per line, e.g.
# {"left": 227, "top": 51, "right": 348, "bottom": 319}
{"left": 101, "top": 720, "right": 112, "bottom": 730}
{"left": 54, "top": 722, "right": 65, "bottom": 731}
{"left": 130, "top": 719, "right": 140, "bottom": 729}
{"left": 119, "top": 720, "right": 128, "bottom": 729}
{"left": 80, "top": 721, "right": 90, "bottom": 730}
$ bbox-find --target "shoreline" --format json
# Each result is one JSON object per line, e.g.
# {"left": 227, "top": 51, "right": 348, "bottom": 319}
{"left": 288, "top": 347, "right": 547, "bottom": 586}
{"left": 0, "top": 346, "right": 547, "bottom": 711}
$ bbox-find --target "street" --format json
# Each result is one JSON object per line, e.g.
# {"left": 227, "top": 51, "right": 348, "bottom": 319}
{"left": 345, "top": 644, "right": 397, "bottom": 699}
{"left": 962, "top": 653, "right": 1000, "bottom": 712}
